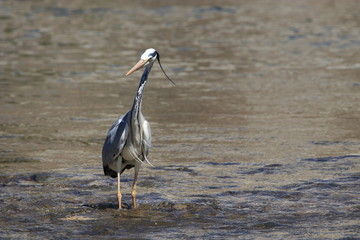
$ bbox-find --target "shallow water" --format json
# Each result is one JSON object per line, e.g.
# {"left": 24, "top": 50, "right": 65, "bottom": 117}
{"left": 1, "top": 0, "right": 360, "bottom": 239}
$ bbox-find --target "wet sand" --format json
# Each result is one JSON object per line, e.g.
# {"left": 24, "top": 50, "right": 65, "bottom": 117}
{"left": 1, "top": 0, "right": 359, "bottom": 239}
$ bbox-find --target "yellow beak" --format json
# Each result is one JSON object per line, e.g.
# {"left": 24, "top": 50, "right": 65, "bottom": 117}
{"left": 125, "top": 59, "right": 148, "bottom": 76}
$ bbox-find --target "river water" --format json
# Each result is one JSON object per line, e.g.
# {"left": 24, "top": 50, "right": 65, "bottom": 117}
{"left": 1, "top": 0, "right": 359, "bottom": 239}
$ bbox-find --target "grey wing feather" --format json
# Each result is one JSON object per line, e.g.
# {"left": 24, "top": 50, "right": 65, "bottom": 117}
{"left": 102, "top": 112, "right": 130, "bottom": 168}
{"left": 142, "top": 120, "right": 151, "bottom": 156}
{"left": 140, "top": 119, "right": 152, "bottom": 165}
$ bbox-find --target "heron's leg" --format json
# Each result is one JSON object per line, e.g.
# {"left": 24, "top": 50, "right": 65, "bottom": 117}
{"left": 132, "top": 164, "right": 141, "bottom": 208}
{"left": 115, "top": 159, "right": 123, "bottom": 209}
{"left": 117, "top": 172, "right": 122, "bottom": 209}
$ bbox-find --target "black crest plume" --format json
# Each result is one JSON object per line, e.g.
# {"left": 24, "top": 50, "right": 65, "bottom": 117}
{"left": 156, "top": 52, "right": 176, "bottom": 85}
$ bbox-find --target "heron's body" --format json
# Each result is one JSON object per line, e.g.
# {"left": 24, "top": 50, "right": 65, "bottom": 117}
{"left": 101, "top": 48, "right": 173, "bottom": 209}
{"left": 102, "top": 110, "right": 150, "bottom": 177}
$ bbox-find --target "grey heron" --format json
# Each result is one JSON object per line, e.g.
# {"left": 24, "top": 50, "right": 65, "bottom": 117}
{"left": 102, "top": 48, "right": 175, "bottom": 209}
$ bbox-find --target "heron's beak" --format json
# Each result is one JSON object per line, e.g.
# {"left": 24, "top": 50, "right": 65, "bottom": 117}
{"left": 125, "top": 59, "right": 148, "bottom": 76}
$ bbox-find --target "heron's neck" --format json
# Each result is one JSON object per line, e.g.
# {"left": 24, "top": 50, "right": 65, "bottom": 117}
{"left": 131, "top": 64, "right": 152, "bottom": 121}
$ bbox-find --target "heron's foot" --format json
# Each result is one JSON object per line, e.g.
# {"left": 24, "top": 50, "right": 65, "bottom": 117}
{"left": 117, "top": 194, "right": 122, "bottom": 210}
{"left": 132, "top": 198, "right": 137, "bottom": 208}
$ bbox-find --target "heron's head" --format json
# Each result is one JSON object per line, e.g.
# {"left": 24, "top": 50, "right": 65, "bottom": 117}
{"left": 126, "top": 48, "right": 176, "bottom": 85}
{"left": 126, "top": 48, "right": 158, "bottom": 76}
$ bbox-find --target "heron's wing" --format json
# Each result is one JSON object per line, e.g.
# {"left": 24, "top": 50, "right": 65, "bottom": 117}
{"left": 102, "top": 112, "right": 130, "bottom": 168}
{"left": 141, "top": 119, "right": 152, "bottom": 161}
